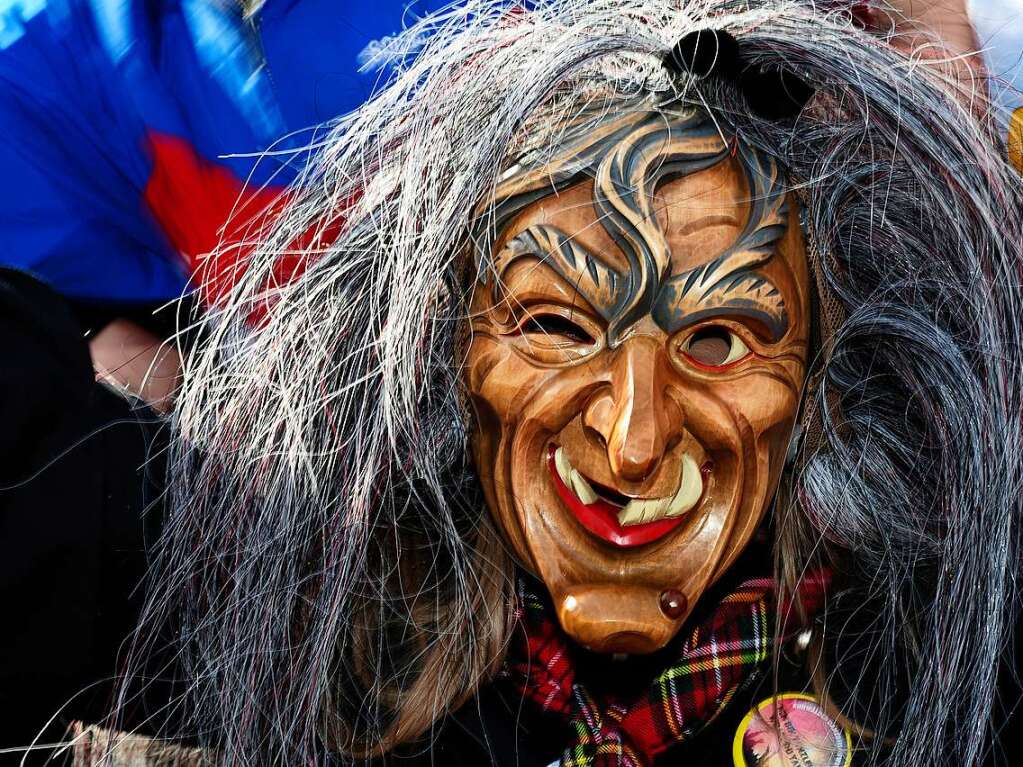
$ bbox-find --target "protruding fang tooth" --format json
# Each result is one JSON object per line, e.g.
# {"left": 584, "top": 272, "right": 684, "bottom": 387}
{"left": 570, "top": 469, "right": 599, "bottom": 505}
{"left": 666, "top": 455, "right": 703, "bottom": 518}
{"left": 557, "top": 446, "right": 704, "bottom": 527}
{"left": 618, "top": 497, "right": 669, "bottom": 527}
{"left": 617, "top": 500, "right": 644, "bottom": 527}
{"left": 615, "top": 454, "right": 705, "bottom": 527}
{"left": 554, "top": 447, "right": 572, "bottom": 487}
{"left": 555, "top": 448, "right": 606, "bottom": 506}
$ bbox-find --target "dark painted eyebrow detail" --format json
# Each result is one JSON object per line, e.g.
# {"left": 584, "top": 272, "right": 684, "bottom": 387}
{"left": 480, "top": 108, "right": 731, "bottom": 344}
{"left": 590, "top": 113, "right": 727, "bottom": 343}
{"left": 652, "top": 257, "right": 789, "bottom": 340}
{"left": 484, "top": 104, "right": 794, "bottom": 344}
{"left": 494, "top": 224, "right": 622, "bottom": 319}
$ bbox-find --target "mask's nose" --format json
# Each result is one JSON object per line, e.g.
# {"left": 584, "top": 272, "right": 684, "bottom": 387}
{"left": 582, "top": 336, "right": 684, "bottom": 485}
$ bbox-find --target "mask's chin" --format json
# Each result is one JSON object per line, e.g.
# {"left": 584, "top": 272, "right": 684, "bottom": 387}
{"left": 556, "top": 583, "right": 689, "bottom": 654}
{"left": 501, "top": 440, "right": 742, "bottom": 656}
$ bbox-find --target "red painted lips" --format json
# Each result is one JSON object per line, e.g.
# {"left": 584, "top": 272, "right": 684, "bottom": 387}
{"left": 547, "top": 445, "right": 695, "bottom": 548}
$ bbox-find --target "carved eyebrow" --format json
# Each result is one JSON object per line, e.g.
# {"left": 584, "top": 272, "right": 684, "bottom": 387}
{"left": 652, "top": 143, "right": 792, "bottom": 341}
{"left": 652, "top": 249, "right": 788, "bottom": 340}
{"left": 484, "top": 111, "right": 796, "bottom": 343}
{"left": 493, "top": 224, "right": 624, "bottom": 319}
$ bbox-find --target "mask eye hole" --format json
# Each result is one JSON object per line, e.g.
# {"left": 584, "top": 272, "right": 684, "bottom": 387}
{"left": 684, "top": 326, "right": 750, "bottom": 368}
{"left": 519, "top": 313, "right": 595, "bottom": 345}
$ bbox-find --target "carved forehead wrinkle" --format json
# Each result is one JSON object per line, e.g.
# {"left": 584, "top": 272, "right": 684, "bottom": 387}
{"left": 492, "top": 158, "right": 754, "bottom": 302}
{"left": 494, "top": 155, "right": 751, "bottom": 282}
{"left": 650, "top": 143, "right": 796, "bottom": 341}
{"left": 654, "top": 156, "right": 750, "bottom": 276}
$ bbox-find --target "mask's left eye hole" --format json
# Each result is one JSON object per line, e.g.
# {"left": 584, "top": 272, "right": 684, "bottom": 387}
{"left": 519, "top": 313, "right": 594, "bottom": 344}
{"left": 684, "top": 326, "right": 750, "bottom": 368}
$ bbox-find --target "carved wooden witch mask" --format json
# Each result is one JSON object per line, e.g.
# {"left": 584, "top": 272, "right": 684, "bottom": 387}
{"left": 465, "top": 107, "right": 811, "bottom": 653}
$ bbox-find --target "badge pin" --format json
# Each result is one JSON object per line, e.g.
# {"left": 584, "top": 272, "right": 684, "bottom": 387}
{"left": 732, "top": 693, "right": 852, "bottom": 767}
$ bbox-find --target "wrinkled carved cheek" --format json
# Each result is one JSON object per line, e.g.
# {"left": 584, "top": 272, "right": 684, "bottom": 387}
{"left": 465, "top": 342, "right": 552, "bottom": 560}
{"left": 474, "top": 350, "right": 588, "bottom": 434}
{"left": 743, "top": 380, "right": 801, "bottom": 476}
{"left": 746, "top": 409, "right": 799, "bottom": 541}
{"left": 692, "top": 399, "right": 749, "bottom": 559}
{"left": 682, "top": 377, "right": 793, "bottom": 574}
{"left": 720, "top": 380, "right": 801, "bottom": 574}
{"left": 464, "top": 343, "right": 503, "bottom": 458}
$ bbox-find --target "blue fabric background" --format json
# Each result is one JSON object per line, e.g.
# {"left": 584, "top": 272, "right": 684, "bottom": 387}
{"left": 0, "top": 0, "right": 448, "bottom": 301}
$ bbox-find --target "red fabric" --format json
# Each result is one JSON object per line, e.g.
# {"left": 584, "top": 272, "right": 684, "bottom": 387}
{"left": 143, "top": 131, "right": 288, "bottom": 309}
{"left": 508, "top": 570, "right": 830, "bottom": 767}
{"left": 143, "top": 131, "right": 349, "bottom": 323}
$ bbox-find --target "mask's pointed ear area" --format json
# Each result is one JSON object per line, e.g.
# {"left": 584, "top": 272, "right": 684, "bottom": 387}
{"left": 666, "top": 28, "right": 814, "bottom": 121}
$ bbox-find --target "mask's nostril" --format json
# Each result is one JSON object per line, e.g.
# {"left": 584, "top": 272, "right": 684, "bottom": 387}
{"left": 665, "top": 430, "right": 685, "bottom": 452}
{"left": 582, "top": 392, "right": 614, "bottom": 448}
{"left": 611, "top": 441, "right": 663, "bottom": 483}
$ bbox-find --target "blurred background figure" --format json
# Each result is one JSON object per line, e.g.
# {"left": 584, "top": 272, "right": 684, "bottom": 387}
{"left": 0, "top": 0, "right": 451, "bottom": 406}
{"left": 0, "top": 0, "right": 451, "bottom": 757}
{"left": 968, "top": 0, "right": 1023, "bottom": 113}
{"left": 0, "top": 0, "right": 1017, "bottom": 407}
{"left": 888, "top": 0, "right": 1021, "bottom": 117}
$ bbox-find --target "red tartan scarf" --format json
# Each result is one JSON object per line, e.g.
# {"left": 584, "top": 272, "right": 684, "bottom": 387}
{"left": 506, "top": 572, "right": 830, "bottom": 767}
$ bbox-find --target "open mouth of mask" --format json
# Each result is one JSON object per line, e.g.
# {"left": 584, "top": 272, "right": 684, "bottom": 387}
{"left": 548, "top": 445, "right": 709, "bottom": 548}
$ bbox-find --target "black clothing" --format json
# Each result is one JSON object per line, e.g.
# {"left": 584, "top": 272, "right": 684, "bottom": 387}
{"left": 0, "top": 268, "right": 166, "bottom": 761}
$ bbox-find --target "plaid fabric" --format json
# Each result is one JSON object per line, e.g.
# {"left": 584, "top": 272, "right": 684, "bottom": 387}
{"left": 507, "top": 573, "right": 829, "bottom": 767}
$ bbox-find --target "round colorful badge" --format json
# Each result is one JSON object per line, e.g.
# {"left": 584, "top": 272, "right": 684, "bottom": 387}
{"left": 733, "top": 693, "right": 852, "bottom": 767}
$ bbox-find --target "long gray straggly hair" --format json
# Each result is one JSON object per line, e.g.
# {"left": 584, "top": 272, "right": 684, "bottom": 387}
{"left": 122, "top": 1, "right": 1023, "bottom": 765}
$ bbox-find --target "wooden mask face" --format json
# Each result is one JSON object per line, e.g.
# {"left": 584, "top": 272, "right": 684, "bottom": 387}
{"left": 465, "top": 109, "right": 810, "bottom": 653}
